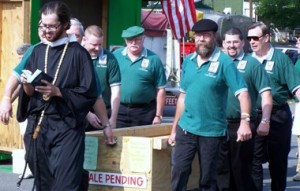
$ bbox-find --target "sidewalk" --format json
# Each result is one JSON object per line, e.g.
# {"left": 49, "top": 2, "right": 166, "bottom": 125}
{"left": 262, "top": 134, "right": 300, "bottom": 190}
{"left": 0, "top": 135, "right": 299, "bottom": 191}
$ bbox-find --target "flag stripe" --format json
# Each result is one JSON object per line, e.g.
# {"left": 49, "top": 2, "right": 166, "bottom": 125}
{"left": 175, "top": 0, "right": 184, "bottom": 38}
{"left": 161, "top": 0, "right": 197, "bottom": 39}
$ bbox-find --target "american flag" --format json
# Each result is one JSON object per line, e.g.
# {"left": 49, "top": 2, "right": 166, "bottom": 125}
{"left": 161, "top": 0, "right": 197, "bottom": 40}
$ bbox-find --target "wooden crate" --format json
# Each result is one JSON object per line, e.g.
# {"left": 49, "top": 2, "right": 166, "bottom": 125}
{"left": 85, "top": 124, "right": 199, "bottom": 191}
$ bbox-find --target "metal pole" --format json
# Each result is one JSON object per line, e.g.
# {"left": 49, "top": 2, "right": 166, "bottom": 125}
{"left": 249, "top": 0, "right": 253, "bottom": 19}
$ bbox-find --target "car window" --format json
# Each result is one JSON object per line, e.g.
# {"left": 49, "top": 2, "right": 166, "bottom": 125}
{"left": 275, "top": 47, "right": 299, "bottom": 64}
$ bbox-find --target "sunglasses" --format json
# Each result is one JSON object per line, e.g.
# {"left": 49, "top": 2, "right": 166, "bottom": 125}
{"left": 246, "top": 34, "right": 265, "bottom": 41}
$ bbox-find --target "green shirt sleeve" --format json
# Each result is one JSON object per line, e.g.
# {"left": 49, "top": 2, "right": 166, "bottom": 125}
{"left": 12, "top": 45, "right": 36, "bottom": 81}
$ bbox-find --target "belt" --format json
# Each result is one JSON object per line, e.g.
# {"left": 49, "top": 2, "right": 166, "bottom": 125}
{"left": 121, "top": 100, "right": 155, "bottom": 108}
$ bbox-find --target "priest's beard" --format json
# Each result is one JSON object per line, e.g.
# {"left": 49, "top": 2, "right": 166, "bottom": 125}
{"left": 45, "top": 28, "right": 66, "bottom": 42}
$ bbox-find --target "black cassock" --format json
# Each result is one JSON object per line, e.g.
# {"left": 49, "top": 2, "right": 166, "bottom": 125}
{"left": 17, "top": 41, "right": 98, "bottom": 191}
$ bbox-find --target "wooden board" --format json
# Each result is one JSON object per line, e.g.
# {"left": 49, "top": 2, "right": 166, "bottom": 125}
{"left": 0, "top": 0, "right": 31, "bottom": 152}
{"left": 87, "top": 124, "right": 199, "bottom": 191}
{"left": 86, "top": 123, "right": 173, "bottom": 137}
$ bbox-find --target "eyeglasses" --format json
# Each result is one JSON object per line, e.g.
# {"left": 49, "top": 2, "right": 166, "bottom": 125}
{"left": 246, "top": 34, "right": 265, "bottom": 41}
{"left": 38, "top": 24, "right": 61, "bottom": 32}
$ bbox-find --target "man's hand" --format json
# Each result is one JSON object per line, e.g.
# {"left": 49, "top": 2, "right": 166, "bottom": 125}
{"left": 237, "top": 120, "right": 252, "bottom": 142}
{"left": 103, "top": 125, "right": 117, "bottom": 146}
{"left": 168, "top": 131, "right": 176, "bottom": 146}
{"left": 152, "top": 116, "right": 162, "bottom": 125}
{"left": 0, "top": 97, "right": 12, "bottom": 125}
{"left": 86, "top": 112, "right": 102, "bottom": 129}
{"left": 35, "top": 80, "right": 61, "bottom": 99}
{"left": 256, "top": 122, "right": 270, "bottom": 136}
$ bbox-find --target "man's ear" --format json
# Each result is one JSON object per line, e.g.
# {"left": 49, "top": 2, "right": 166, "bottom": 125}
{"left": 222, "top": 40, "right": 226, "bottom": 49}
{"left": 265, "top": 34, "right": 270, "bottom": 43}
{"left": 81, "top": 36, "right": 87, "bottom": 46}
{"left": 241, "top": 40, "right": 245, "bottom": 47}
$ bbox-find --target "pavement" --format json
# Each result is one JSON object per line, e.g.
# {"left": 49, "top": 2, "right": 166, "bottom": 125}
{"left": 0, "top": 134, "right": 299, "bottom": 191}
{"left": 1, "top": 108, "right": 300, "bottom": 191}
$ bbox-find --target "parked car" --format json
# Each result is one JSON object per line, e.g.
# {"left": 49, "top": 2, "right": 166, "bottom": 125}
{"left": 275, "top": 45, "right": 299, "bottom": 64}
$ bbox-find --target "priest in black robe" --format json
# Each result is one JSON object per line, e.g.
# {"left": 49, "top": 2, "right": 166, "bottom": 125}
{"left": 17, "top": 2, "right": 98, "bottom": 191}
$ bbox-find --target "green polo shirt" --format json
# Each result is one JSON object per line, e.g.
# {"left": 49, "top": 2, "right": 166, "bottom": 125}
{"left": 294, "top": 59, "right": 300, "bottom": 102}
{"left": 13, "top": 44, "right": 37, "bottom": 81}
{"left": 92, "top": 49, "right": 121, "bottom": 107}
{"left": 226, "top": 53, "right": 271, "bottom": 119}
{"left": 296, "top": 59, "right": 300, "bottom": 72}
{"left": 252, "top": 47, "right": 300, "bottom": 107}
{"left": 113, "top": 47, "right": 167, "bottom": 104}
{"left": 178, "top": 48, "right": 248, "bottom": 137}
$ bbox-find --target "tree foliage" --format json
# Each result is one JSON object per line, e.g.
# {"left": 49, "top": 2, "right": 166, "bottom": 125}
{"left": 255, "top": 0, "right": 300, "bottom": 29}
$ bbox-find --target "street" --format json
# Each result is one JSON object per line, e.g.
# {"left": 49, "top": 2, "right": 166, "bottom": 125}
{"left": 0, "top": 129, "right": 299, "bottom": 191}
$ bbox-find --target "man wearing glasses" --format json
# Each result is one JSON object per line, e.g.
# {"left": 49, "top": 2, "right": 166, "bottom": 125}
{"left": 248, "top": 22, "right": 300, "bottom": 191}
{"left": 113, "top": 26, "right": 166, "bottom": 128}
{"left": 217, "top": 27, "right": 272, "bottom": 191}
{"left": 0, "top": 18, "right": 83, "bottom": 125}
{"left": 66, "top": 18, "right": 84, "bottom": 43}
{"left": 16, "top": 2, "right": 111, "bottom": 190}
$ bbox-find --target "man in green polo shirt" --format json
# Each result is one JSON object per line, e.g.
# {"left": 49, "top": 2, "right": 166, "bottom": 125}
{"left": 168, "top": 19, "right": 252, "bottom": 190}
{"left": 113, "top": 26, "right": 166, "bottom": 128}
{"left": 247, "top": 22, "right": 300, "bottom": 191}
{"left": 217, "top": 27, "right": 272, "bottom": 191}
{"left": 81, "top": 25, "right": 121, "bottom": 130}
{"left": 293, "top": 37, "right": 300, "bottom": 181}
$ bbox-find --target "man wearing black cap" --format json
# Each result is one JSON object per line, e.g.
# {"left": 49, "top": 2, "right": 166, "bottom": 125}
{"left": 113, "top": 26, "right": 167, "bottom": 128}
{"left": 168, "top": 19, "right": 252, "bottom": 190}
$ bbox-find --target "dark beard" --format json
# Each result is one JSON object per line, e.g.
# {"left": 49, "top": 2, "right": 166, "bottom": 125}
{"left": 46, "top": 27, "right": 65, "bottom": 42}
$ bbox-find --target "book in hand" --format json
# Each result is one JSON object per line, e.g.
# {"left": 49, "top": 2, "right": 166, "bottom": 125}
{"left": 22, "top": 69, "right": 53, "bottom": 86}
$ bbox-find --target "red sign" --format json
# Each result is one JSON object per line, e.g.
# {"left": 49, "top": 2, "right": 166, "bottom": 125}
{"left": 89, "top": 171, "right": 147, "bottom": 188}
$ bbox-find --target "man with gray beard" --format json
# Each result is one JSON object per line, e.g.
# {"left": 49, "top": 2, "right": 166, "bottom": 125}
{"left": 169, "top": 19, "right": 252, "bottom": 191}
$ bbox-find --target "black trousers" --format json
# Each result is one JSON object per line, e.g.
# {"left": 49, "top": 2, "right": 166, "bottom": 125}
{"left": 252, "top": 104, "right": 292, "bottom": 191}
{"left": 217, "top": 121, "right": 256, "bottom": 191}
{"left": 116, "top": 100, "right": 156, "bottom": 128}
{"left": 171, "top": 126, "right": 225, "bottom": 191}
{"left": 24, "top": 115, "right": 88, "bottom": 191}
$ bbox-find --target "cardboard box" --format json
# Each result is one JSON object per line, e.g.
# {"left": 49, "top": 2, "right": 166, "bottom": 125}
{"left": 85, "top": 124, "right": 199, "bottom": 191}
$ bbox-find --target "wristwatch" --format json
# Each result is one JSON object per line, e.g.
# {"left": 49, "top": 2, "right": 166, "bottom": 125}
{"left": 241, "top": 116, "right": 250, "bottom": 122}
{"left": 261, "top": 118, "right": 270, "bottom": 124}
{"left": 155, "top": 115, "right": 163, "bottom": 120}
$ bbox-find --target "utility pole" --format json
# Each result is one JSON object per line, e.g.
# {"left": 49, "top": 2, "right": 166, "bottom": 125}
{"left": 249, "top": 0, "right": 253, "bottom": 19}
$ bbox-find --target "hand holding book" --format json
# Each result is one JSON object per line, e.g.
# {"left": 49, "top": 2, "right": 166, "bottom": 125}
{"left": 22, "top": 69, "right": 53, "bottom": 86}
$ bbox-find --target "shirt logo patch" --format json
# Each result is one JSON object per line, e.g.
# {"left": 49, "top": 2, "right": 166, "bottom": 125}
{"left": 208, "top": 61, "right": 219, "bottom": 73}
{"left": 98, "top": 55, "right": 107, "bottom": 65}
{"left": 141, "top": 59, "right": 150, "bottom": 69}
{"left": 265, "top": 61, "right": 274, "bottom": 72}
{"left": 237, "top": 60, "right": 247, "bottom": 70}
